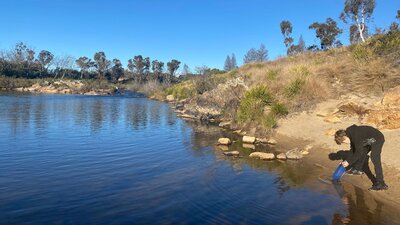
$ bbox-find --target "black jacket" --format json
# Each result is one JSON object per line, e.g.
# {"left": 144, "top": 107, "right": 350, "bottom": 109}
{"left": 345, "top": 125, "right": 384, "bottom": 165}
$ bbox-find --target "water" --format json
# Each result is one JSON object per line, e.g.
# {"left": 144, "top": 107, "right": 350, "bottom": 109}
{"left": 0, "top": 92, "right": 399, "bottom": 225}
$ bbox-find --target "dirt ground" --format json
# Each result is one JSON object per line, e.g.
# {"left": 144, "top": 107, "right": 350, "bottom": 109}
{"left": 275, "top": 98, "right": 400, "bottom": 206}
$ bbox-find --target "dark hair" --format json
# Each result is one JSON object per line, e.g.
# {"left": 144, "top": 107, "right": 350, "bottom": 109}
{"left": 334, "top": 129, "right": 347, "bottom": 145}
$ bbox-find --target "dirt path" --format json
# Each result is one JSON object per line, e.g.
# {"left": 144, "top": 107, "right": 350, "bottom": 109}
{"left": 275, "top": 98, "right": 400, "bottom": 205}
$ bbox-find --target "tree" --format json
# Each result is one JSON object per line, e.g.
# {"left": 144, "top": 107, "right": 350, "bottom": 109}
{"left": 128, "top": 55, "right": 148, "bottom": 83}
{"left": 111, "top": 58, "right": 124, "bottom": 81}
{"left": 166, "top": 59, "right": 181, "bottom": 85}
{"left": 231, "top": 53, "right": 237, "bottom": 69}
{"left": 390, "top": 10, "right": 400, "bottom": 32}
{"left": 340, "top": 0, "right": 375, "bottom": 42}
{"left": 224, "top": 55, "right": 231, "bottom": 71}
{"left": 37, "top": 50, "right": 54, "bottom": 76}
{"left": 280, "top": 20, "right": 294, "bottom": 48}
{"left": 297, "top": 35, "right": 306, "bottom": 53}
{"left": 151, "top": 60, "right": 164, "bottom": 81}
{"left": 53, "top": 55, "right": 75, "bottom": 79}
{"left": 243, "top": 44, "right": 268, "bottom": 64}
{"left": 94, "top": 52, "right": 110, "bottom": 79}
{"left": 309, "top": 18, "right": 342, "bottom": 50}
{"left": 143, "top": 57, "right": 151, "bottom": 81}
{"left": 76, "top": 56, "right": 92, "bottom": 79}
{"left": 181, "top": 64, "right": 191, "bottom": 76}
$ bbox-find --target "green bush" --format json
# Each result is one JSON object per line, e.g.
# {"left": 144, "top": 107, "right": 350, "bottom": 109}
{"left": 271, "top": 102, "right": 288, "bottom": 116}
{"left": 262, "top": 113, "right": 277, "bottom": 129}
{"left": 266, "top": 69, "right": 278, "bottom": 80}
{"left": 165, "top": 83, "right": 195, "bottom": 100}
{"left": 351, "top": 44, "right": 373, "bottom": 61}
{"left": 236, "top": 85, "right": 273, "bottom": 123}
{"left": 285, "top": 77, "right": 305, "bottom": 97}
{"left": 0, "top": 76, "right": 35, "bottom": 89}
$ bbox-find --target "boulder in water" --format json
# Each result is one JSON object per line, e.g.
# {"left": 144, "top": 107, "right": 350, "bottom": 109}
{"left": 218, "top": 138, "right": 231, "bottom": 145}
{"left": 242, "top": 136, "right": 256, "bottom": 144}
{"left": 249, "top": 152, "right": 275, "bottom": 160}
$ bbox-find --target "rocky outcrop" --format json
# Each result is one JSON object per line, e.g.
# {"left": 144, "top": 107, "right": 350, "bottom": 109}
{"left": 249, "top": 152, "right": 275, "bottom": 160}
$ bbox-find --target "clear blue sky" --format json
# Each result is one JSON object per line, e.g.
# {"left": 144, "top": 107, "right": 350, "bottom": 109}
{"left": 0, "top": 0, "right": 399, "bottom": 71}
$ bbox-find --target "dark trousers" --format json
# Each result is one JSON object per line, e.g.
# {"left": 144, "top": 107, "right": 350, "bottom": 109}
{"left": 352, "top": 141, "right": 385, "bottom": 184}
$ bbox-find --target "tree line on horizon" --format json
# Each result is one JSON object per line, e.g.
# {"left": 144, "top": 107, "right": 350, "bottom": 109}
{"left": 223, "top": 0, "right": 400, "bottom": 72}
{"left": 0, "top": 43, "right": 190, "bottom": 85}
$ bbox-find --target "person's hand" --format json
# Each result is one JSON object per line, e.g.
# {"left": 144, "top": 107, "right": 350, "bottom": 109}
{"left": 341, "top": 161, "right": 349, "bottom": 167}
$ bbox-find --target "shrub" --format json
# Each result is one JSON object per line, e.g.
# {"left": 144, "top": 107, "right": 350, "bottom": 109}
{"left": 165, "top": 83, "right": 195, "bottom": 100}
{"left": 262, "top": 113, "right": 277, "bottom": 129}
{"left": 271, "top": 102, "right": 288, "bottom": 116}
{"left": 285, "top": 77, "right": 305, "bottom": 97}
{"left": 0, "top": 76, "right": 35, "bottom": 89}
{"left": 351, "top": 44, "right": 373, "bottom": 61}
{"left": 266, "top": 69, "right": 278, "bottom": 80}
{"left": 291, "top": 65, "right": 311, "bottom": 77}
{"left": 236, "top": 85, "right": 273, "bottom": 123}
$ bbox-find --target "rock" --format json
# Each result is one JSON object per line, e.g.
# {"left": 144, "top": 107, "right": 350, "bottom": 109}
{"left": 325, "top": 128, "right": 337, "bottom": 136}
{"left": 381, "top": 85, "right": 400, "bottom": 109}
{"left": 249, "top": 152, "right": 275, "bottom": 160}
{"left": 337, "top": 101, "right": 368, "bottom": 116}
{"left": 179, "top": 114, "right": 196, "bottom": 119}
{"left": 366, "top": 109, "right": 400, "bottom": 129}
{"left": 266, "top": 138, "right": 277, "bottom": 145}
{"left": 232, "top": 130, "right": 242, "bottom": 134}
{"left": 218, "top": 138, "right": 231, "bottom": 145}
{"left": 223, "top": 151, "right": 240, "bottom": 156}
{"left": 277, "top": 153, "right": 287, "bottom": 160}
{"left": 286, "top": 148, "right": 303, "bottom": 160}
{"left": 166, "top": 95, "right": 175, "bottom": 102}
{"left": 323, "top": 115, "right": 341, "bottom": 123}
{"left": 316, "top": 107, "right": 337, "bottom": 117}
{"left": 219, "top": 121, "right": 231, "bottom": 128}
{"left": 242, "top": 136, "right": 256, "bottom": 144}
{"left": 242, "top": 143, "right": 256, "bottom": 150}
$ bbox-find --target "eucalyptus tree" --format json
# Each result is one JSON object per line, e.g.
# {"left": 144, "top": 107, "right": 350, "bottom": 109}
{"left": 309, "top": 18, "right": 342, "bottom": 50}
{"left": 76, "top": 56, "right": 92, "bottom": 79}
{"left": 111, "top": 58, "right": 124, "bottom": 81}
{"left": 151, "top": 60, "right": 164, "bottom": 81}
{"left": 37, "top": 50, "right": 54, "bottom": 76}
{"left": 128, "top": 55, "right": 146, "bottom": 83}
{"left": 53, "top": 55, "right": 75, "bottom": 79}
{"left": 94, "top": 52, "right": 111, "bottom": 79}
{"left": 340, "top": 0, "right": 375, "bottom": 42}
{"left": 166, "top": 59, "right": 181, "bottom": 85}
{"left": 280, "top": 20, "right": 294, "bottom": 54}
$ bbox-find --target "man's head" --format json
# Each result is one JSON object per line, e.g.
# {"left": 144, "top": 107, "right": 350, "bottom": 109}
{"left": 334, "top": 129, "right": 349, "bottom": 145}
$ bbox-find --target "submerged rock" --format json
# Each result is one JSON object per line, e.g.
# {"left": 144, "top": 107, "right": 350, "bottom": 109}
{"left": 242, "top": 143, "right": 256, "bottom": 150}
{"left": 249, "top": 152, "right": 275, "bottom": 160}
{"left": 218, "top": 138, "right": 232, "bottom": 145}
{"left": 242, "top": 136, "right": 256, "bottom": 144}
{"left": 286, "top": 148, "right": 303, "bottom": 160}
{"left": 223, "top": 151, "right": 240, "bottom": 156}
{"left": 219, "top": 121, "right": 231, "bottom": 128}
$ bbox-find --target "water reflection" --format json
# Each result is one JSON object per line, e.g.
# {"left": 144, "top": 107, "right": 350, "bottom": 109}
{"left": 1, "top": 93, "right": 400, "bottom": 225}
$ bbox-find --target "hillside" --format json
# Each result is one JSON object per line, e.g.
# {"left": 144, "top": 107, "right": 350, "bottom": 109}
{"left": 162, "top": 31, "right": 400, "bottom": 137}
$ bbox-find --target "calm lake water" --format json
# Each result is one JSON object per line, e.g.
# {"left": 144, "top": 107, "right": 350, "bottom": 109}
{"left": 0, "top": 93, "right": 399, "bottom": 225}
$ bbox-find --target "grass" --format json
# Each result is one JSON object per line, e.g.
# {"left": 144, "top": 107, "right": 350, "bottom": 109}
{"left": 165, "top": 82, "right": 195, "bottom": 100}
{"left": 0, "top": 76, "right": 35, "bottom": 89}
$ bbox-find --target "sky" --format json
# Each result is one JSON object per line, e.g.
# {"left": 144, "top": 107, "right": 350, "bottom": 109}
{"left": 0, "top": 0, "right": 399, "bottom": 71}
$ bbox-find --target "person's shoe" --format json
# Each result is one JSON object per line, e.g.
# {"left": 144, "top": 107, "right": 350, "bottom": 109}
{"left": 368, "top": 183, "right": 389, "bottom": 191}
{"left": 346, "top": 169, "right": 364, "bottom": 175}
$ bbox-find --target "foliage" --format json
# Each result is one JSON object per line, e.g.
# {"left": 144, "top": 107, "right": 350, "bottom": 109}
{"left": 266, "top": 69, "right": 278, "bottom": 80}
{"left": 0, "top": 76, "right": 35, "bottom": 89}
{"left": 309, "top": 18, "right": 343, "bottom": 49}
{"left": 165, "top": 82, "right": 195, "bottom": 100}
{"left": 236, "top": 86, "right": 273, "bottom": 123}
{"left": 271, "top": 102, "right": 288, "bottom": 116}
{"left": 351, "top": 44, "right": 373, "bottom": 61}
{"left": 285, "top": 77, "right": 306, "bottom": 97}
{"left": 340, "top": 0, "right": 375, "bottom": 42}
{"left": 243, "top": 44, "right": 268, "bottom": 64}
{"left": 280, "top": 20, "right": 294, "bottom": 48}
